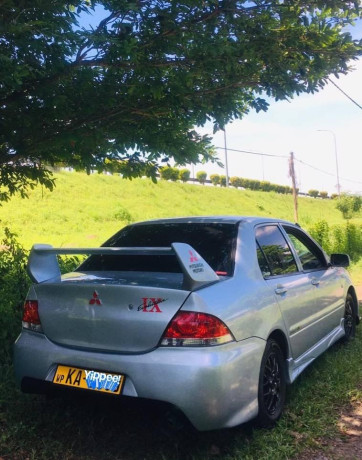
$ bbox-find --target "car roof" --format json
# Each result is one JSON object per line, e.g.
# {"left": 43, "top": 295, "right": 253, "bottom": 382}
{"left": 130, "top": 216, "right": 296, "bottom": 226}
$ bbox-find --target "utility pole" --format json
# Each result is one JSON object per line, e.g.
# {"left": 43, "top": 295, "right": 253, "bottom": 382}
{"left": 289, "top": 152, "right": 299, "bottom": 223}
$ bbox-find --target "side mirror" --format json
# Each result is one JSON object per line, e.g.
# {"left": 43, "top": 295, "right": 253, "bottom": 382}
{"left": 330, "top": 253, "right": 350, "bottom": 268}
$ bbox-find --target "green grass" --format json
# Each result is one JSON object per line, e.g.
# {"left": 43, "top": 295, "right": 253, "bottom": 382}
{"left": 349, "top": 259, "right": 362, "bottom": 285}
{"left": 0, "top": 170, "right": 355, "bottom": 249}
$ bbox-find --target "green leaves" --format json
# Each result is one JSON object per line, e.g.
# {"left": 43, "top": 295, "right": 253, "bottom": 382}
{"left": 0, "top": 163, "right": 55, "bottom": 203}
{"left": 336, "top": 194, "right": 362, "bottom": 220}
{"left": 0, "top": 1, "right": 361, "bottom": 201}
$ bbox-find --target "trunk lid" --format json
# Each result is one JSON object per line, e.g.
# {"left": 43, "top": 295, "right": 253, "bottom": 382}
{"left": 35, "top": 272, "right": 190, "bottom": 353}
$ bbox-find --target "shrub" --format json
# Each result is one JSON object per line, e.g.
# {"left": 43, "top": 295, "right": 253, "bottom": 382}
{"left": 0, "top": 229, "right": 84, "bottom": 365}
{"left": 308, "top": 220, "right": 362, "bottom": 261}
{"left": 260, "top": 181, "right": 272, "bottom": 192}
{"left": 58, "top": 255, "right": 84, "bottom": 274}
{"left": 249, "top": 179, "right": 261, "bottom": 190}
{"left": 308, "top": 189, "right": 319, "bottom": 198}
{"left": 320, "top": 191, "right": 329, "bottom": 199}
{"left": 0, "top": 229, "right": 30, "bottom": 362}
{"left": 179, "top": 168, "right": 190, "bottom": 183}
{"left": 210, "top": 174, "right": 220, "bottom": 186}
{"left": 308, "top": 220, "right": 331, "bottom": 254}
{"left": 114, "top": 207, "right": 133, "bottom": 223}
{"left": 336, "top": 194, "right": 362, "bottom": 220}
{"left": 196, "top": 171, "right": 207, "bottom": 184}
{"left": 160, "top": 166, "right": 179, "bottom": 181}
{"left": 332, "top": 225, "right": 345, "bottom": 254}
{"left": 345, "top": 222, "right": 362, "bottom": 260}
{"left": 220, "top": 175, "right": 226, "bottom": 187}
{"left": 230, "top": 176, "right": 242, "bottom": 188}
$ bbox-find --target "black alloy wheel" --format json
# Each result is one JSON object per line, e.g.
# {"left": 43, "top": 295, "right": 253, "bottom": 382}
{"left": 256, "top": 339, "right": 286, "bottom": 427}
{"left": 343, "top": 293, "right": 356, "bottom": 342}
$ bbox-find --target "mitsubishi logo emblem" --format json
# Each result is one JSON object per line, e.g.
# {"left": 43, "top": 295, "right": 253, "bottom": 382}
{"left": 89, "top": 291, "right": 102, "bottom": 305}
{"left": 189, "top": 250, "right": 198, "bottom": 263}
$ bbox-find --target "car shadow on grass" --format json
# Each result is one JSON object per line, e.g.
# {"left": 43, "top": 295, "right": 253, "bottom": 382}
{"left": 2, "top": 383, "right": 254, "bottom": 460}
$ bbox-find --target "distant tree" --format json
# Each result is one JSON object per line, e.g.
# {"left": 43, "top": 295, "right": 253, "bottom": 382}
{"left": 220, "top": 176, "right": 227, "bottom": 187}
{"left": 160, "top": 166, "right": 179, "bottom": 181}
{"left": 230, "top": 177, "right": 242, "bottom": 188}
{"left": 320, "top": 191, "right": 329, "bottom": 199}
{"left": 336, "top": 194, "right": 362, "bottom": 219}
{"left": 196, "top": 171, "right": 207, "bottom": 185}
{"left": 331, "top": 193, "right": 339, "bottom": 200}
{"left": 1, "top": 1, "right": 361, "bottom": 201}
{"left": 179, "top": 168, "right": 191, "bottom": 183}
{"left": 308, "top": 189, "right": 320, "bottom": 198}
{"left": 210, "top": 174, "right": 220, "bottom": 186}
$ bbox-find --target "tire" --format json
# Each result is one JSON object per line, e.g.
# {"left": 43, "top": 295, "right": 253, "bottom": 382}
{"left": 256, "top": 339, "right": 286, "bottom": 428}
{"left": 343, "top": 293, "right": 356, "bottom": 342}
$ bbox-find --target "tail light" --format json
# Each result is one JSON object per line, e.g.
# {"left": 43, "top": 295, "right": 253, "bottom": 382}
{"left": 161, "top": 311, "right": 234, "bottom": 347}
{"left": 22, "top": 300, "right": 43, "bottom": 332}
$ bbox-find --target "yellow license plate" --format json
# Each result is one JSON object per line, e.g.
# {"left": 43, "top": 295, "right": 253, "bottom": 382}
{"left": 53, "top": 365, "right": 124, "bottom": 395}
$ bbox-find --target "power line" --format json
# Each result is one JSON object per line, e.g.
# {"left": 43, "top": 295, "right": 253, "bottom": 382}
{"left": 214, "top": 145, "right": 362, "bottom": 186}
{"left": 215, "top": 146, "right": 288, "bottom": 159}
{"left": 327, "top": 77, "right": 362, "bottom": 110}
{"left": 294, "top": 158, "right": 336, "bottom": 177}
{"left": 294, "top": 157, "right": 362, "bottom": 185}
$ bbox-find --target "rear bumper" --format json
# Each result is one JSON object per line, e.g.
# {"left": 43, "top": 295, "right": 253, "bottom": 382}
{"left": 14, "top": 330, "right": 265, "bottom": 431}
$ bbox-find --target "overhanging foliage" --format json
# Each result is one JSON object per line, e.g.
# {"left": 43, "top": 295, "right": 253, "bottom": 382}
{"left": 1, "top": 1, "right": 361, "bottom": 200}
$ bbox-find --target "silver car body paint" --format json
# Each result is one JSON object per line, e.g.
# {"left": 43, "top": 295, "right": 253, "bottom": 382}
{"left": 13, "top": 216, "right": 358, "bottom": 430}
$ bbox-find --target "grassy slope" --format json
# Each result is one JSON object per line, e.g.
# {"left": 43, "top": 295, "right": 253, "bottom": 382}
{"left": 0, "top": 170, "right": 355, "bottom": 249}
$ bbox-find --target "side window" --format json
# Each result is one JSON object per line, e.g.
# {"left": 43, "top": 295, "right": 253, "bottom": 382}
{"left": 283, "top": 227, "right": 327, "bottom": 271}
{"left": 256, "top": 225, "right": 298, "bottom": 277}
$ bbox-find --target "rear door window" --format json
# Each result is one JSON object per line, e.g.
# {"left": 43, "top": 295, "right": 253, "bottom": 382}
{"left": 256, "top": 225, "right": 298, "bottom": 277}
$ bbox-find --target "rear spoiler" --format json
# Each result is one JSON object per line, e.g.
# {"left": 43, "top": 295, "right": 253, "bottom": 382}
{"left": 27, "top": 243, "right": 220, "bottom": 291}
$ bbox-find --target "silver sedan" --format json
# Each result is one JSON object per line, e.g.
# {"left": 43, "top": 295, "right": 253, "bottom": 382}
{"left": 14, "top": 216, "right": 359, "bottom": 430}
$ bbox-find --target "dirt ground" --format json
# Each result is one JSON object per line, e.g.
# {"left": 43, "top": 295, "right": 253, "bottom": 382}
{"left": 295, "top": 402, "right": 362, "bottom": 460}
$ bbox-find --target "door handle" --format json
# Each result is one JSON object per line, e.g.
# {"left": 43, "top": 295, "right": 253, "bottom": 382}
{"left": 275, "top": 285, "right": 287, "bottom": 295}
{"left": 311, "top": 278, "right": 320, "bottom": 286}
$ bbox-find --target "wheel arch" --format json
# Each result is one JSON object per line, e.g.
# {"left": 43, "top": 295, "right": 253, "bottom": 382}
{"left": 268, "top": 329, "right": 290, "bottom": 360}
{"left": 347, "top": 286, "right": 360, "bottom": 325}
{"left": 256, "top": 332, "right": 287, "bottom": 427}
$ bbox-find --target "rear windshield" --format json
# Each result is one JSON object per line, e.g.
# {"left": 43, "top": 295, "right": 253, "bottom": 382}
{"left": 79, "top": 222, "right": 238, "bottom": 275}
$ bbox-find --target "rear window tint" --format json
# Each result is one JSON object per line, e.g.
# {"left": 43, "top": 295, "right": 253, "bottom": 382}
{"left": 79, "top": 223, "right": 238, "bottom": 275}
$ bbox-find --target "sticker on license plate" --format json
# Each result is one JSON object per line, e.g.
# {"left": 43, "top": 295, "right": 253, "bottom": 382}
{"left": 53, "top": 365, "right": 124, "bottom": 395}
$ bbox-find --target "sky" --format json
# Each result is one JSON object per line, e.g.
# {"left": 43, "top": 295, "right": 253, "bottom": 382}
{"left": 196, "top": 21, "right": 362, "bottom": 196}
